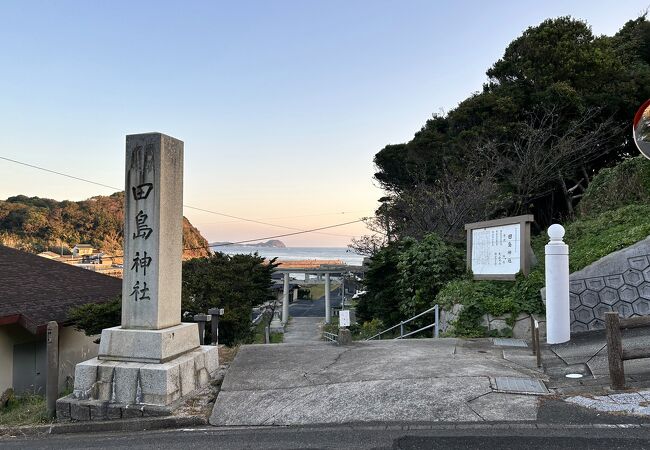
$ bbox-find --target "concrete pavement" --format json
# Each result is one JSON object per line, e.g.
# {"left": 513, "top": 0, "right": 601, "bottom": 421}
{"left": 288, "top": 294, "right": 342, "bottom": 317}
{"left": 283, "top": 317, "right": 322, "bottom": 344}
{"left": 210, "top": 338, "right": 546, "bottom": 426}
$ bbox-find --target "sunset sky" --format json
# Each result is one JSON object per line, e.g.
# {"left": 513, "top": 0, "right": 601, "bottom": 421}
{"left": 0, "top": 1, "right": 646, "bottom": 246}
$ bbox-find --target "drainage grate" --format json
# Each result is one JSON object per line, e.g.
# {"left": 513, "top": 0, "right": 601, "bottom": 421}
{"left": 492, "top": 338, "right": 528, "bottom": 347}
{"left": 494, "top": 377, "right": 549, "bottom": 395}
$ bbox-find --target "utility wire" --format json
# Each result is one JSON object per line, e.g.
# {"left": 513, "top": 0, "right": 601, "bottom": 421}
{"left": 0, "top": 155, "right": 364, "bottom": 238}
{"left": 62, "top": 218, "right": 364, "bottom": 262}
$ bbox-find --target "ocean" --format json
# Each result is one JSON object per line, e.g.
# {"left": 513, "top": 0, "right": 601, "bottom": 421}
{"left": 211, "top": 245, "right": 365, "bottom": 266}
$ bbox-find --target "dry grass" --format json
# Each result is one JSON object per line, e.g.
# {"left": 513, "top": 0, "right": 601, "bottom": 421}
{"left": 219, "top": 345, "right": 239, "bottom": 365}
{"left": 0, "top": 393, "right": 49, "bottom": 427}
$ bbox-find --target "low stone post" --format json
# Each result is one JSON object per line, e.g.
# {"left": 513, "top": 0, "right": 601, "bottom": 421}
{"left": 208, "top": 308, "right": 224, "bottom": 345}
{"left": 46, "top": 321, "right": 59, "bottom": 419}
{"left": 338, "top": 328, "right": 352, "bottom": 345}
{"left": 545, "top": 224, "right": 570, "bottom": 344}
{"left": 194, "top": 314, "right": 211, "bottom": 345}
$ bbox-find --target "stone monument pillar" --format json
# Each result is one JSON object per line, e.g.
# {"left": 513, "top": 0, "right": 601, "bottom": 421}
{"left": 57, "top": 133, "right": 219, "bottom": 421}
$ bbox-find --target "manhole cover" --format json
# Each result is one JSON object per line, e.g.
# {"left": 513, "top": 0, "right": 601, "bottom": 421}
{"left": 492, "top": 338, "right": 528, "bottom": 347}
{"left": 494, "top": 377, "right": 549, "bottom": 395}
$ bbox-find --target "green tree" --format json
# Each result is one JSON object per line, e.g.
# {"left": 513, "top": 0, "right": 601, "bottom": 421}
{"left": 367, "top": 14, "right": 650, "bottom": 243}
{"left": 356, "top": 240, "right": 413, "bottom": 327}
{"left": 68, "top": 297, "right": 121, "bottom": 337}
{"left": 69, "top": 252, "right": 276, "bottom": 346}
{"left": 181, "top": 252, "right": 276, "bottom": 345}
{"left": 396, "top": 234, "right": 465, "bottom": 318}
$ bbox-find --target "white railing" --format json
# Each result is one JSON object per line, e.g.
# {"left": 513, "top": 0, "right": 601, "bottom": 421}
{"left": 323, "top": 331, "right": 338, "bottom": 343}
{"left": 366, "top": 305, "right": 439, "bottom": 340}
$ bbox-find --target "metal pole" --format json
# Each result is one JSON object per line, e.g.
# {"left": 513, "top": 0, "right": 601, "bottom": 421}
{"left": 46, "top": 321, "right": 59, "bottom": 419}
{"left": 535, "top": 322, "right": 542, "bottom": 368}
{"left": 434, "top": 305, "right": 439, "bottom": 338}
{"left": 530, "top": 315, "right": 536, "bottom": 356}
{"left": 265, "top": 325, "right": 270, "bottom": 344}
{"left": 545, "top": 224, "right": 570, "bottom": 344}
{"left": 400, "top": 321, "right": 404, "bottom": 338}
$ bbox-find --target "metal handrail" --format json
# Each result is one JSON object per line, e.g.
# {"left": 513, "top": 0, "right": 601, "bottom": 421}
{"left": 323, "top": 331, "right": 338, "bottom": 343}
{"left": 397, "top": 322, "right": 436, "bottom": 339}
{"left": 366, "top": 305, "right": 439, "bottom": 340}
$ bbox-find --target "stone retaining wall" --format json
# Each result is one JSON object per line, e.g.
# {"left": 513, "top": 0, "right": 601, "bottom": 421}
{"left": 566, "top": 237, "right": 650, "bottom": 333}
{"left": 440, "top": 303, "right": 546, "bottom": 340}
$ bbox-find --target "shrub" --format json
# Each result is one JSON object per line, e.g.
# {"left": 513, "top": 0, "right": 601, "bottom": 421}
{"left": 436, "top": 272, "right": 545, "bottom": 337}
{"left": 396, "top": 233, "right": 465, "bottom": 318}
{"left": 356, "top": 240, "right": 414, "bottom": 326}
{"left": 579, "top": 156, "right": 650, "bottom": 218}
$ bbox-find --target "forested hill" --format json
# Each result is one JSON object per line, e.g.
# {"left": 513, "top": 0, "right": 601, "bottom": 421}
{"left": 0, "top": 192, "right": 210, "bottom": 259}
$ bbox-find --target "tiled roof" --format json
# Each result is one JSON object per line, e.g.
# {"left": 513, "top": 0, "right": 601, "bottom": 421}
{"left": 0, "top": 245, "right": 121, "bottom": 334}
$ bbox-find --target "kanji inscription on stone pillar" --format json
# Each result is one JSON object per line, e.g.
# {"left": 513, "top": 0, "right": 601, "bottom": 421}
{"left": 122, "top": 133, "right": 184, "bottom": 329}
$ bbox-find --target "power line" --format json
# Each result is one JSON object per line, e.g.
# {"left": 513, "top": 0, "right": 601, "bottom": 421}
{"left": 0, "top": 156, "right": 120, "bottom": 191}
{"left": 181, "top": 204, "right": 357, "bottom": 238}
{"left": 62, "top": 218, "right": 364, "bottom": 262}
{"left": 199, "top": 210, "right": 373, "bottom": 224}
{"left": 0, "top": 155, "right": 366, "bottom": 238}
{"left": 208, "top": 219, "right": 364, "bottom": 247}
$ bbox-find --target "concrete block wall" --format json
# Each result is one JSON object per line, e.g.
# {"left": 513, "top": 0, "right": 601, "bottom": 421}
{"left": 568, "top": 237, "right": 650, "bottom": 333}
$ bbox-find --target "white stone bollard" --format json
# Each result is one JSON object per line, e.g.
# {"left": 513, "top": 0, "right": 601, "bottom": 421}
{"left": 545, "top": 224, "right": 570, "bottom": 344}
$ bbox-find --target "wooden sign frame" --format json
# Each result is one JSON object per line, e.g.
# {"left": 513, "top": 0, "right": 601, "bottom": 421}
{"left": 464, "top": 215, "right": 534, "bottom": 281}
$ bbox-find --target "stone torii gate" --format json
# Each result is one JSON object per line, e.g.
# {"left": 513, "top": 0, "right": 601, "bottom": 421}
{"left": 274, "top": 265, "right": 364, "bottom": 325}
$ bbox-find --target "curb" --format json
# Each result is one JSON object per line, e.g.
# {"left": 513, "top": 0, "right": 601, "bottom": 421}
{"left": 0, "top": 415, "right": 207, "bottom": 437}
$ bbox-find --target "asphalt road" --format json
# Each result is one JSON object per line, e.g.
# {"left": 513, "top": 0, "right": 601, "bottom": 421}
{"left": 4, "top": 423, "right": 650, "bottom": 449}
{"left": 288, "top": 289, "right": 342, "bottom": 317}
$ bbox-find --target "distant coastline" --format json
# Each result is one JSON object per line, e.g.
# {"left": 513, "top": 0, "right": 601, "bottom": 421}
{"left": 212, "top": 245, "right": 365, "bottom": 266}
{"left": 212, "top": 239, "right": 286, "bottom": 248}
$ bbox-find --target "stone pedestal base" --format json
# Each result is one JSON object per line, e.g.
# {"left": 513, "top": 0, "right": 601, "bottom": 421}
{"left": 57, "top": 345, "right": 218, "bottom": 421}
{"left": 98, "top": 323, "right": 200, "bottom": 363}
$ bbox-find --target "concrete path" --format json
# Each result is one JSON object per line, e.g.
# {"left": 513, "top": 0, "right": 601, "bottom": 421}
{"left": 288, "top": 295, "right": 342, "bottom": 317}
{"left": 210, "top": 338, "right": 546, "bottom": 426}
{"left": 283, "top": 317, "right": 322, "bottom": 344}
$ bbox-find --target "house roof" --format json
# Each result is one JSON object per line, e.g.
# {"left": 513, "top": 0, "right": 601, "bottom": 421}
{"left": 37, "top": 251, "right": 61, "bottom": 259}
{"left": 0, "top": 245, "right": 122, "bottom": 334}
{"left": 74, "top": 244, "right": 94, "bottom": 248}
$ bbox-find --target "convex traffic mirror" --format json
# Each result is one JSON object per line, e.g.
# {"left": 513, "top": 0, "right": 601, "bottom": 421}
{"left": 634, "top": 99, "right": 650, "bottom": 159}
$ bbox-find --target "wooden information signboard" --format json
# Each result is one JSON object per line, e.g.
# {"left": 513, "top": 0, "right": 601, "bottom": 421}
{"left": 465, "top": 215, "right": 534, "bottom": 280}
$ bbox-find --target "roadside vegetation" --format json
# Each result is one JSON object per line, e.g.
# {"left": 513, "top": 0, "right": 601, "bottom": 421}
{"left": 0, "top": 392, "right": 48, "bottom": 427}
{"left": 353, "top": 14, "right": 650, "bottom": 337}
{"left": 70, "top": 252, "right": 278, "bottom": 347}
{"left": 251, "top": 312, "right": 284, "bottom": 344}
